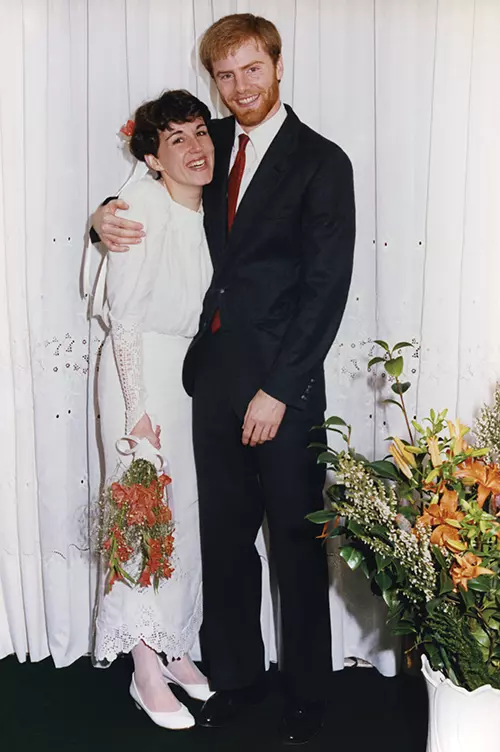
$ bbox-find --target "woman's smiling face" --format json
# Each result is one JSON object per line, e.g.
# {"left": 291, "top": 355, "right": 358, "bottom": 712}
{"left": 151, "top": 117, "right": 214, "bottom": 187}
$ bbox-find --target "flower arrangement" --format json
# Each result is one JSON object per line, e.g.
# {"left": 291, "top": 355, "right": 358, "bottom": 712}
{"left": 99, "top": 458, "right": 175, "bottom": 593}
{"left": 309, "top": 340, "right": 500, "bottom": 691}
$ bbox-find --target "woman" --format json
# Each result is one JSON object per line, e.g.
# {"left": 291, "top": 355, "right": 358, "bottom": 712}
{"left": 93, "top": 90, "right": 214, "bottom": 730}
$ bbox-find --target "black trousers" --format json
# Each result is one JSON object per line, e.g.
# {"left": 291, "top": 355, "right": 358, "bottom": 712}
{"left": 192, "top": 331, "right": 332, "bottom": 701}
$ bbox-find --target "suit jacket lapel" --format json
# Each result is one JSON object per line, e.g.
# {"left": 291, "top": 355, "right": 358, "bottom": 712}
{"left": 203, "top": 117, "right": 234, "bottom": 266}
{"left": 226, "top": 106, "right": 301, "bottom": 251}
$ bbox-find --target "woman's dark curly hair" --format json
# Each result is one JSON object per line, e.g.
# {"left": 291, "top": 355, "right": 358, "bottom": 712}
{"left": 130, "top": 89, "right": 212, "bottom": 162}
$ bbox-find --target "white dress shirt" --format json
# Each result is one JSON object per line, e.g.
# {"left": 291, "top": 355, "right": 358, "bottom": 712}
{"left": 230, "top": 102, "right": 288, "bottom": 209}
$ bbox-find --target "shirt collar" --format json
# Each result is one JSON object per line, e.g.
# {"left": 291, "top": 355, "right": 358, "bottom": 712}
{"left": 234, "top": 102, "right": 287, "bottom": 160}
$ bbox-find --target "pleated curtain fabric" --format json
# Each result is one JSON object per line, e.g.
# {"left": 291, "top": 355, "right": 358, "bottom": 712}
{"left": 1, "top": 0, "right": 500, "bottom": 675}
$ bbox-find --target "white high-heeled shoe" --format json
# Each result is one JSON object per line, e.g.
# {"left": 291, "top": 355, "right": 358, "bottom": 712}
{"left": 129, "top": 674, "right": 195, "bottom": 730}
{"left": 158, "top": 657, "right": 215, "bottom": 702}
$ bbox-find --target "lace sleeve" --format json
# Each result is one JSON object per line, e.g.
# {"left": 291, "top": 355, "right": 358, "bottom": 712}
{"left": 109, "top": 316, "right": 146, "bottom": 433}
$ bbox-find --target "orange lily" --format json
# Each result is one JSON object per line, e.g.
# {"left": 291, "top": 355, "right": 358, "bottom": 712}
{"left": 418, "top": 487, "right": 466, "bottom": 552}
{"left": 453, "top": 457, "right": 500, "bottom": 508}
{"left": 450, "top": 552, "right": 494, "bottom": 591}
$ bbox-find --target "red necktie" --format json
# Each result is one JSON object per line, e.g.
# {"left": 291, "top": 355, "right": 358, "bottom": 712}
{"left": 211, "top": 133, "right": 250, "bottom": 333}
{"left": 227, "top": 133, "right": 250, "bottom": 231}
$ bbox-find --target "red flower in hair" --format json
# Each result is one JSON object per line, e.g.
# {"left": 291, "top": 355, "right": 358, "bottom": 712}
{"left": 120, "top": 119, "right": 135, "bottom": 138}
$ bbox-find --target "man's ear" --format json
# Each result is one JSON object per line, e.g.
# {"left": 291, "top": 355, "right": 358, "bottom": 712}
{"left": 276, "top": 55, "right": 284, "bottom": 83}
{"left": 145, "top": 154, "right": 162, "bottom": 172}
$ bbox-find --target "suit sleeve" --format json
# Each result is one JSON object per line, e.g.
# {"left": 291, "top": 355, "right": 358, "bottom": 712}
{"left": 262, "top": 146, "right": 355, "bottom": 409}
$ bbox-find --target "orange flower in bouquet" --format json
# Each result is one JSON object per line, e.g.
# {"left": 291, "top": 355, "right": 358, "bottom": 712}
{"left": 100, "top": 458, "right": 175, "bottom": 593}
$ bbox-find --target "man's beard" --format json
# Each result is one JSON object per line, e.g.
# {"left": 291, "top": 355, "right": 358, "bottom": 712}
{"left": 224, "top": 76, "right": 280, "bottom": 128}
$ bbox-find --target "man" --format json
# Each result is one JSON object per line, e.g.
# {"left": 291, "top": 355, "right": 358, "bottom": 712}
{"left": 92, "top": 13, "right": 355, "bottom": 744}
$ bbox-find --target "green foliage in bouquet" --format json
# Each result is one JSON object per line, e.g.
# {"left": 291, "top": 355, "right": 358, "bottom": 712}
{"left": 308, "top": 340, "right": 500, "bottom": 691}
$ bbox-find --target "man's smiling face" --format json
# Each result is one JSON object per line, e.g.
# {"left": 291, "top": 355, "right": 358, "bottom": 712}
{"left": 212, "top": 40, "right": 283, "bottom": 131}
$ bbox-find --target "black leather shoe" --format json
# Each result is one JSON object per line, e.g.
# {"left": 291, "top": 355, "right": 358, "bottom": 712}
{"left": 198, "top": 685, "right": 264, "bottom": 728}
{"left": 280, "top": 700, "right": 325, "bottom": 745}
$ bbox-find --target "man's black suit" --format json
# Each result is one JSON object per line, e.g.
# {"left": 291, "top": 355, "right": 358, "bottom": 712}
{"left": 183, "top": 105, "right": 355, "bottom": 701}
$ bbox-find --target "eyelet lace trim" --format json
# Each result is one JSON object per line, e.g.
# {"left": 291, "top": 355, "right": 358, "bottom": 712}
{"left": 93, "top": 581, "right": 203, "bottom": 665}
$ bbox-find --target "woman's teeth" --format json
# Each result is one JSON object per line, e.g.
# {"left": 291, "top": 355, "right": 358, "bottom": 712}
{"left": 188, "top": 158, "right": 207, "bottom": 170}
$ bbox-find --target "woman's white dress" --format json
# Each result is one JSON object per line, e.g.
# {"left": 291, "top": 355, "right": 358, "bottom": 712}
{"left": 93, "top": 174, "right": 212, "bottom": 664}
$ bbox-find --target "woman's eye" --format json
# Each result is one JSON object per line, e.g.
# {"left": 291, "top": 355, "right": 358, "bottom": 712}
{"left": 173, "top": 137, "right": 183, "bottom": 145}
{"left": 197, "top": 130, "right": 207, "bottom": 137}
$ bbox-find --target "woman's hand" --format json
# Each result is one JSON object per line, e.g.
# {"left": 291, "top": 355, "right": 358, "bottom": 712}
{"left": 130, "top": 413, "right": 161, "bottom": 449}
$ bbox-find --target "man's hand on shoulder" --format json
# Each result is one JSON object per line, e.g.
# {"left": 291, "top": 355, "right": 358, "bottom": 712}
{"left": 92, "top": 199, "right": 145, "bottom": 252}
{"left": 242, "top": 390, "right": 286, "bottom": 447}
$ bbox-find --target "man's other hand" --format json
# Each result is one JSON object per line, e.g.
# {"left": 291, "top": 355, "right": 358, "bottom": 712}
{"left": 242, "top": 390, "right": 286, "bottom": 447}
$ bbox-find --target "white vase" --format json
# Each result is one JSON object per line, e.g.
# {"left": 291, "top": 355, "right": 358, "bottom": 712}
{"left": 421, "top": 654, "right": 500, "bottom": 751}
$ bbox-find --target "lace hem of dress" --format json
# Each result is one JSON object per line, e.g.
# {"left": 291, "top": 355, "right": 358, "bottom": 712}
{"left": 93, "top": 585, "right": 203, "bottom": 666}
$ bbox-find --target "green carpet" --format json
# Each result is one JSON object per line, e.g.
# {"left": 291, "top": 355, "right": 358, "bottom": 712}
{"left": 0, "top": 654, "right": 428, "bottom": 751}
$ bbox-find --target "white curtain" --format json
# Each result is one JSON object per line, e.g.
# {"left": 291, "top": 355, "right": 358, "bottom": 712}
{"left": 1, "top": 0, "right": 500, "bottom": 675}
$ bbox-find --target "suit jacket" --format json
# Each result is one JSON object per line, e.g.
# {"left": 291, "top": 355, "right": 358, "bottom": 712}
{"left": 182, "top": 105, "right": 356, "bottom": 415}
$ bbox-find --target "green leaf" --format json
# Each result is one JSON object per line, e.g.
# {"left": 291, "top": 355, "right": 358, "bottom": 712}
{"left": 359, "top": 559, "right": 371, "bottom": 579}
{"left": 459, "top": 585, "right": 475, "bottom": 609}
{"left": 307, "top": 442, "right": 329, "bottom": 451}
{"left": 316, "top": 451, "right": 338, "bottom": 466}
{"left": 432, "top": 545, "right": 447, "bottom": 569}
{"left": 470, "top": 447, "right": 490, "bottom": 458}
{"left": 371, "top": 524, "right": 390, "bottom": 540}
{"left": 367, "top": 460, "right": 400, "bottom": 481}
{"left": 375, "top": 570, "right": 392, "bottom": 592}
{"left": 391, "top": 381, "right": 411, "bottom": 395}
{"left": 368, "top": 356, "right": 386, "bottom": 369}
{"left": 425, "top": 598, "right": 442, "bottom": 615}
{"left": 425, "top": 468, "right": 441, "bottom": 484}
{"left": 375, "top": 552, "right": 390, "bottom": 572}
{"left": 412, "top": 420, "right": 424, "bottom": 434}
{"left": 323, "top": 427, "right": 349, "bottom": 439}
{"left": 326, "top": 525, "right": 345, "bottom": 539}
{"left": 382, "top": 589, "right": 401, "bottom": 610}
{"left": 306, "top": 510, "right": 337, "bottom": 524}
{"left": 468, "top": 575, "right": 493, "bottom": 593}
{"left": 340, "top": 546, "right": 364, "bottom": 571}
{"left": 385, "top": 356, "right": 404, "bottom": 379}
{"left": 471, "top": 624, "right": 491, "bottom": 651}
{"left": 382, "top": 398, "right": 405, "bottom": 412}
{"left": 324, "top": 416, "right": 348, "bottom": 428}
{"left": 347, "top": 520, "right": 365, "bottom": 537}
{"left": 391, "top": 623, "right": 416, "bottom": 636}
{"left": 374, "top": 339, "right": 390, "bottom": 351}
{"left": 393, "top": 342, "right": 414, "bottom": 351}
{"left": 439, "top": 570, "right": 454, "bottom": 595}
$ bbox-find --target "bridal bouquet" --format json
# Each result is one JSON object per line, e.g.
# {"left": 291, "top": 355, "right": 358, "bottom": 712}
{"left": 99, "top": 455, "right": 175, "bottom": 593}
{"left": 308, "top": 341, "right": 500, "bottom": 691}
